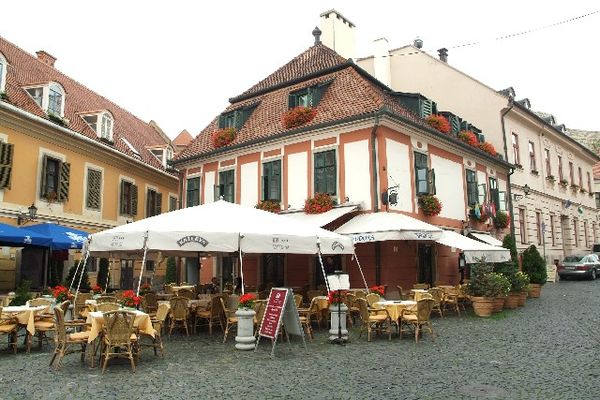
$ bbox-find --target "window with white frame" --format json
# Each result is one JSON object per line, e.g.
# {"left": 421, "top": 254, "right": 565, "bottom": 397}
{"left": 25, "top": 82, "right": 65, "bottom": 117}
{"left": 149, "top": 147, "right": 173, "bottom": 168}
{"left": 82, "top": 111, "right": 114, "bottom": 141}
{"left": 0, "top": 52, "right": 7, "bottom": 93}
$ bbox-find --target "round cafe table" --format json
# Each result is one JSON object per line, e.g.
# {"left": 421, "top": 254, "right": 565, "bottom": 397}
{"left": 373, "top": 300, "right": 417, "bottom": 322}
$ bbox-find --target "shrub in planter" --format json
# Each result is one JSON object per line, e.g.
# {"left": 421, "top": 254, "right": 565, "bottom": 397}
{"left": 8, "top": 280, "right": 33, "bottom": 306}
{"left": 489, "top": 272, "right": 511, "bottom": 312}
{"left": 466, "top": 261, "right": 500, "bottom": 317}
{"left": 418, "top": 194, "right": 442, "bottom": 216}
{"left": 458, "top": 130, "right": 479, "bottom": 147}
{"left": 282, "top": 106, "right": 317, "bottom": 129}
{"left": 165, "top": 256, "right": 177, "bottom": 284}
{"left": 211, "top": 128, "right": 236, "bottom": 148}
{"left": 425, "top": 114, "right": 451, "bottom": 134}
{"left": 255, "top": 200, "right": 281, "bottom": 213}
{"left": 521, "top": 245, "right": 547, "bottom": 297}
{"left": 493, "top": 210, "right": 509, "bottom": 229}
{"left": 479, "top": 141, "right": 497, "bottom": 157}
{"left": 304, "top": 193, "right": 334, "bottom": 214}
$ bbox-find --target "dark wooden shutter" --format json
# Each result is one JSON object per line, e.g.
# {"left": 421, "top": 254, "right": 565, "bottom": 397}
{"left": 119, "top": 180, "right": 126, "bottom": 214}
{"left": 131, "top": 184, "right": 138, "bottom": 216}
{"left": 310, "top": 82, "right": 331, "bottom": 107}
{"left": 155, "top": 192, "right": 162, "bottom": 215}
{"left": 86, "top": 169, "right": 102, "bottom": 209}
{"left": 218, "top": 114, "right": 225, "bottom": 129}
{"left": 58, "top": 162, "right": 70, "bottom": 201}
{"left": 40, "top": 155, "right": 49, "bottom": 198}
{"left": 262, "top": 175, "right": 268, "bottom": 201}
{"left": 288, "top": 93, "right": 295, "bottom": 109}
{"left": 0, "top": 142, "right": 14, "bottom": 189}
{"left": 427, "top": 169, "right": 436, "bottom": 195}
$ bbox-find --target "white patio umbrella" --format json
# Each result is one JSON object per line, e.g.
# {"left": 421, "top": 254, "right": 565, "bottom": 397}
{"left": 86, "top": 200, "right": 357, "bottom": 295}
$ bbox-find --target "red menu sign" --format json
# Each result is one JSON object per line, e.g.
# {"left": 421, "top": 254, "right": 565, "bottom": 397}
{"left": 259, "top": 289, "right": 288, "bottom": 339}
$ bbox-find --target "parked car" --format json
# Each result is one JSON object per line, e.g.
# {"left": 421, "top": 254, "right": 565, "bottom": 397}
{"left": 558, "top": 254, "right": 600, "bottom": 280}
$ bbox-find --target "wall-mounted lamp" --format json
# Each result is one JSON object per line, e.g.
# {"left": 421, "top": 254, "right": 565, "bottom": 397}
{"left": 381, "top": 185, "right": 399, "bottom": 207}
{"left": 513, "top": 184, "right": 530, "bottom": 201}
{"left": 17, "top": 203, "right": 38, "bottom": 225}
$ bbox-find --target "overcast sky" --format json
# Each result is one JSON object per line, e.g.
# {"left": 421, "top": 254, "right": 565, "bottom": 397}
{"left": 2, "top": 1, "right": 598, "bottom": 139}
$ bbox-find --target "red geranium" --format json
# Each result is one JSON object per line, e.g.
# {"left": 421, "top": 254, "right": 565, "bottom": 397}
{"left": 120, "top": 290, "right": 141, "bottom": 308}
{"left": 52, "top": 285, "right": 73, "bottom": 303}
{"left": 369, "top": 285, "right": 385, "bottom": 296}
{"left": 139, "top": 283, "right": 152, "bottom": 295}
{"left": 211, "top": 128, "right": 236, "bottom": 148}
{"left": 479, "top": 141, "right": 497, "bottom": 156}
{"left": 282, "top": 107, "right": 317, "bottom": 129}
{"left": 418, "top": 194, "right": 443, "bottom": 216}
{"left": 238, "top": 293, "right": 257, "bottom": 309}
{"left": 425, "top": 114, "right": 451, "bottom": 134}
{"left": 304, "top": 193, "right": 334, "bottom": 214}
{"left": 458, "top": 130, "right": 479, "bottom": 147}
{"left": 91, "top": 284, "right": 103, "bottom": 295}
{"left": 255, "top": 200, "right": 281, "bottom": 213}
{"left": 327, "top": 290, "right": 348, "bottom": 305}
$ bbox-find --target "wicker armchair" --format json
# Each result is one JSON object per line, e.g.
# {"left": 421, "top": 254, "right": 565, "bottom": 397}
{"left": 400, "top": 298, "right": 435, "bottom": 343}
{"left": 293, "top": 294, "right": 303, "bottom": 308}
{"left": 298, "top": 297, "right": 322, "bottom": 330}
{"left": 74, "top": 292, "right": 92, "bottom": 319}
{"left": 396, "top": 286, "right": 408, "bottom": 300}
{"left": 97, "top": 303, "right": 120, "bottom": 313}
{"left": 366, "top": 293, "right": 382, "bottom": 307}
{"left": 195, "top": 295, "right": 224, "bottom": 335}
{"left": 142, "top": 293, "right": 158, "bottom": 315}
{"left": 100, "top": 311, "right": 137, "bottom": 373}
{"left": 442, "top": 286, "right": 461, "bottom": 317}
{"left": 354, "top": 290, "right": 367, "bottom": 299}
{"left": 356, "top": 298, "right": 391, "bottom": 341}
{"left": 140, "top": 303, "right": 169, "bottom": 357}
{"left": 0, "top": 306, "right": 18, "bottom": 354}
{"left": 49, "top": 306, "right": 89, "bottom": 369}
{"left": 168, "top": 296, "right": 190, "bottom": 336}
{"left": 413, "top": 283, "right": 430, "bottom": 290}
{"left": 427, "top": 288, "right": 444, "bottom": 318}
{"left": 97, "top": 296, "right": 118, "bottom": 304}
{"left": 254, "top": 301, "right": 266, "bottom": 336}
{"left": 178, "top": 289, "right": 195, "bottom": 300}
{"left": 220, "top": 298, "right": 238, "bottom": 343}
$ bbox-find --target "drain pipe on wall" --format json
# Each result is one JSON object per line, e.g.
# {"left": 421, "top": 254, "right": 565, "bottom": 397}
{"left": 370, "top": 113, "right": 381, "bottom": 285}
{"left": 500, "top": 99, "right": 516, "bottom": 246}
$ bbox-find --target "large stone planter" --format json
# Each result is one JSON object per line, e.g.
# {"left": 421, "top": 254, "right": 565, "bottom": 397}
{"left": 493, "top": 296, "right": 506, "bottom": 313}
{"left": 235, "top": 308, "right": 256, "bottom": 350}
{"left": 471, "top": 297, "right": 494, "bottom": 317}
{"left": 518, "top": 291, "right": 527, "bottom": 306}
{"left": 329, "top": 303, "right": 348, "bottom": 342}
{"left": 529, "top": 284, "right": 542, "bottom": 298}
{"left": 505, "top": 293, "right": 520, "bottom": 309}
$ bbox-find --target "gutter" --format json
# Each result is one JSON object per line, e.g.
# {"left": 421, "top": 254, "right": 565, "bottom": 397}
{"left": 500, "top": 99, "right": 517, "bottom": 243}
{"left": 370, "top": 113, "right": 381, "bottom": 286}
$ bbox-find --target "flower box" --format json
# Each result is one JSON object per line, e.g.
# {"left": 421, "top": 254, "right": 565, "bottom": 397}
{"left": 418, "top": 194, "right": 442, "bottom": 216}
{"left": 255, "top": 200, "right": 281, "bottom": 213}
{"left": 458, "top": 130, "right": 479, "bottom": 147}
{"left": 211, "top": 128, "right": 236, "bottom": 148}
{"left": 546, "top": 175, "right": 555, "bottom": 182}
{"left": 282, "top": 107, "right": 317, "bottom": 129}
{"left": 559, "top": 179, "right": 569, "bottom": 187}
{"left": 479, "top": 141, "right": 497, "bottom": 157}
{"left": 425, "top": 114, "right": 451, "bottom": 134}
{"left": 493, "top": 211, "right": 509, "bottom": 229}
{"left": 570, "top": 184, "right": 579, "bottom": 190}
{"left": 469, "top": 207, "right": 488, "bottom": 223}
{"left": 530, "top": 170, "right": 539, "bottom": 175}
{"left": 304, "top": 193, "right": 334, "bottom": 214}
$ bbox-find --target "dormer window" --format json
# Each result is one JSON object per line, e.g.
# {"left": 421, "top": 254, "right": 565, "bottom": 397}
{"left": 24, "top": 81, "right": 66, "bottom": 117}
{"left": 149, "top": 146, "right": 174, "bottom": 168}
{"left": 218, "top": 103, "right": 258, "bottom": 131}
{"left": 82, "top": 111, "right": 114, "bottom": 141}
{"left": 288, "top": 81, "right": 331, "bottom": 109}
{"left": 0, "top": 52, "right": 6, "bottom": 92}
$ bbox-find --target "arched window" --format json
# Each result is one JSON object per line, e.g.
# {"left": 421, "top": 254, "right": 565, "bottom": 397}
{"left": 0, "top": 52, "right": 7, "bottom": 93}
{"left": 100, "top": 112, "right": 113, "bottom": 141}
{"left": 48, "top": 82, "right": 64, "bottom": 116}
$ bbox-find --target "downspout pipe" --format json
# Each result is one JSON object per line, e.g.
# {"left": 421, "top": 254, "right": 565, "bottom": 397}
{"left": 501, "top": 99, "right": 516, "bottom": 245}
{"left": 370, "top": 113, "right": 381, "bottom": 285}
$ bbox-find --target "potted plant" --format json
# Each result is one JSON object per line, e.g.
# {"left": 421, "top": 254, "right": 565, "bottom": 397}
{"left": 493, "top": 211, "right": 509, "bottom": 230}
{"left": 469, "top": 206, "right": 488, "bottom": 223}
{"left": 521, "top": 245, "right": 547, "bottom": 298}
{"left": 139, "top": 282, "right": 153, "bottom": 296}
{"left": 509, "top": 271, "right": 530, "bottom": 307}
{"left": 490, "top": 273, "right": 510, "bottom": 312}
{"left": 235, "top": 293, "right": 257, "bottom": 350}
{"left": 120, "top": 290, "right": 141, "bottom": 309}
{"left": 425, "top": 114, "right": 451, "bottom": 134}
{"left": 304, "top": 193, "right": 334, "bottom": 214}
{"left": 458, "top": 130, "right": 479, "bottom": 147}
{"left": 327, "top": 290, "right": 349, "bottom": 342}
{"left": 52, "top": 285, "right": 73, "bottom": 303}
{"left": 479, "top": 141, "right": 497, "bottom": 157}
{"left": 465, "top": 261, "right": 499, "bottom": 317}
{"left": 255, "top": 200, "right": 281, "bottom": 213}
{"left": 369, "top": 285, "right": 385, "bottom": 296}
{"left": 211, "top": 127, "right": 236, "bottom": 148}
{"left": 91, "top": 284, "right": 103, "bottom": 296}
{"left": 282, "top": 106, "right": 317, "bottom": 129}
{"left": 418, "top": 194, "right": 442, "bottom": 216}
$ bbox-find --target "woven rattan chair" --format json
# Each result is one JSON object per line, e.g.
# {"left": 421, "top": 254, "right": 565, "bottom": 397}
{"left": 227, "top": 294, "right": 240, "bottom": 311}
{"left": 97, "top": 302, "right": 120, "bottom": 313}
{"left": 97, "top": 296, "right": 118, "bottom": 304}
{"left": 0, "top": 306, "right": 18, "bottom": 354}
{"left": 220, "top": 298, "right": 238, "bottom": 343}
{"left": 29, "top": 298, "right": 52, "bottom": 307}
{"left": 74, "top": 292, "right": 92, "bottom": 319}
{"left": 178, "top": 289, "right": 195, "bottom": 300}
{"left": 142, "top": 293, "right": 158, "bottom": 315}
{"left": 100, "top": 311, "right": 136, "bottom": 373}
{"left": 164, "top": 284, "right": 174, "bottom": 294}
{"left": 306, "top": 290, "right": 322, "bottom": 303}
{"left": 344, "top": 293, "right": 360, "bottom": 327}
{"left": 396, "top": 286, "right": 408, "bottom": 300}
{"left": 366, "top": 293, "right": 382, "bottom": 307}
{"left": 254, "top": 301, "right": 266, "bottom": 336}
{"left": 413, "top": 283, "right": 430, "bottom": 290}
{"left": 354, "top": 290, "right": 367, "bottom": 299}
{"left": 400, "top": 298, "right": 435, "bottom": 343}
{"left": 442, "top": 286, "right": 461, "bottom": 317}
{"left": 427, "top": 288, "right": 444, "bottom": 318}
{"left": 168, "top": 296, "right": 190, "bottom": 336}
{"left": 293, "top": 294, "right": 303, "bottom": 308}
{"left": 195, "top": 295, "right": 224, "bottom": 335}
{"left": 49, "top": 306, "right": 89, "bottom": 369}
{"left": 356, "top": 298, "right": 391, "bottom": 341}
{"left": 298, "top": 297, "right": 322, "bottom": 330}
{"left": 140, "top": 302, "right": 169, "bottom": 357}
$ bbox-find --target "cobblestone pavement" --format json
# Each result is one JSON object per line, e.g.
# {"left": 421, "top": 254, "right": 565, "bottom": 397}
{"left": 1, "top": 281, "right": 599, "bottom": 400}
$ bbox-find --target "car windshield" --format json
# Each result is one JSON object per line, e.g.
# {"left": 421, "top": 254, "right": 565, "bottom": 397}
{"left": 563, "top": 255, "right": 583, "bottom": 262}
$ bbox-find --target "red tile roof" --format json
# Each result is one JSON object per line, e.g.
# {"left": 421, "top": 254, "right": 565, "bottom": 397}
{"left": 0, "top": 35, "right": 171, "bottom": 171}
{"left": 173, "top": 129, "right": 193, "bottom": 146}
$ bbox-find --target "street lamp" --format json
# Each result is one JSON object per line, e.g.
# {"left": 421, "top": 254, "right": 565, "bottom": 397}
{"left": 17, "top": 203, "right": 38, "bottom": 225}
{"left": 513, "top": 184, "right": 530, "bottom": 201}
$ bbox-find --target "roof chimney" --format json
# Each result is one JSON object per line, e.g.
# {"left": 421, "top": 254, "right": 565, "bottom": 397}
{"left": 413, "top": 37, "right": 423, "bottom": 49}
{"left": 312, "top": 26, "right": 322, "bottom": 45}
{"left": 437, "top": 48, "right": 448, "bottom": 63}
{"left": 319, "top": 9, "right": 356, "bottom": 59}
{"left": 36, "top": 50, "right": 57, "bottom": 67}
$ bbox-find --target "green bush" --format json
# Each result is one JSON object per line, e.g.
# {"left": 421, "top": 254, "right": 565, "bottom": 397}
{"left": 65, "top": 263, "right": 90, "bottom": 291}
{"left": 510, "top": 271, "right": 530, "bottom": 292}
{"left": 502, "top": 234, "right": 518, "bottom": 264}
{"left": 466, "top": 261, "right": 501, "bottom": 298}
{"left": 97, "top": 258, "right": 109, "bottom": 288}
{"left": 166, "top": 257, "right": 177, "bottom": 284}
{"left": 9, "top": 280, "right": 33, "bottom": 306}
{"left": 522, "top": 245, "right": 547, "bottom": 285}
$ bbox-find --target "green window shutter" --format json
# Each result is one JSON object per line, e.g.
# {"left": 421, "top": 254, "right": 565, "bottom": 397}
{"left": 119, "top": 180, "right": 126, "bottom": 214}
{"left": 451, "top": 116, "right": 461, "bottom": 135}
{"left": 420, "top": 99, "right": 433, "bottom": 118}
{"left": 218, "top": 114, "right": 225, "bottom": 129}
{"left": 310, "top": 82, "right": 331, "bottom": 107}
{"left": 86, "top": 169, "right": 102, "bottom": 209}
{"left": 478, "top": 134, "right": 485, "bottom": 143}
{"left": 156, "top": 192, "right": 162, "bottom": 215}
{"left": 58, "top": 162, "right": 70, "bottom": 202}
{"left": 288, "top": 93, "right": 296, "bottom": 109}
{"left": 427, "top": 168, "right": 436, "bottom": 195}
{"left": 131, "top": 184, "right": 138, "bottom": 216}
{"left": 40, "top": 155, "right": 49, "bottom": 198}
{"left": 262, "top": 175, "right": 269, "bottom": 201}
{"left": 466, "top": 170, "right": 478, "bottom": 206}
{"left": 460, "top": 120, "right": 472, "bottom": 131}
{"left": 0, "top": 142, "right": 14, "bottom": 189}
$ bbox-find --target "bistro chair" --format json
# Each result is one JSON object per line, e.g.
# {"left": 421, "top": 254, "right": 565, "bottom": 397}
{"left": 356, "top": 298, "right": 392, "bottom": 342}
{"left": 306, "top": 290, "right": 322, "bottom": 303}
{"left": 400, "top": 298, "right": 435, "bottom": 343}
{"left": 354, "top": 290, "right": 367, "bottom": 299}
{"left": 169, "top": 296, "right": 190, "bottom": 336}
{"left": 0, "top": 306, "right": 18, "bottom": 354}
{"left": 195, "top": 295, "right": 224, "bottom": 335}
{"left": 97, "top": 303, "right": 120, "bottom": 313}
{"left": 258, "top": 290, "right": 270, "bottom": 300}
{"left": 254, "top": 301, "right": 266, "bottom": 336}
{"left": 344, "top": 293, "right": 360, "bottom": 326}
{"left": 413, "top": 283, "right": 430, "bottom": 290}
{"left": 293, "top": 294, "right": 303, "bottom": 309}
{"left": 396, "top": 286, "right": 408, "bottom": 300}
{"left": 298, "top": 297, "right": 322, "bottom": 330}
{"left": 74, "top": 292, "right": 92, "bottom": 319}
{"left": 140, "top": 302, "right": 169, "bottom": 357}
{"left": 178, "top": 289, "right": 195, "bottom": 300}
{"left": 49, "top": 306, "right": 89, "bottom": 370}
{"left": 142, "top": 292, "right": 158, "bottom": 315}
{"left": 442, "top": 286, "right": 461, "bottom": 317}
{"left": 100, "top": 311, "right": 137, "bottom": 373}
{"left": 427, "top": 288, "right": 444, "bottom": 318}
{"left": 97, "top": 296, "right": 118, "bottom": 304}
{"left": 220, "top": 298, "right": 238, "bottom": 343}
{"left": 227, "top": 294, "right": 240, "bottom": 311}
{"left": 164, "top": 284, "right": 174, "bottom": 295}
{"left": 366, "top": 293, "right": 382, "bottom": 308}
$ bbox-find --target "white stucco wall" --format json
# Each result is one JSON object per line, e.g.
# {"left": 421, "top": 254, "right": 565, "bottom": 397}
{"left": 343, "top": 139, "right": 371, "bottom": 209}
{"left": 431, "top": 154, "right": 465, "bottom": 220}
{"left": 240, "top": 161, "right": 258, "bottom": 207}
{"left": 385, "top": 138, "right": 412, "bottom": 212}
{"left": 287, "top": 152, "right": 307, "bottom": 209}
{"left": 203, "top": 171, "right": 215, "bottom": 204}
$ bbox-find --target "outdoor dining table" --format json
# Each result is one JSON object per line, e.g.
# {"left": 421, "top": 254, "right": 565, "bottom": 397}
{"left": 85, "top": 309, "right": 155, "bottom": 343}
{"left": 171, "top": 285, "right": 195, "bottom": 294}
{"left": 410, "top": 289, "right": 430, "bottom": 301}
{"left": 1, "top": 305, "right": 48, "bottom": 335}
{"left": 373, "top": 300, "right": 417, "bottom": 321}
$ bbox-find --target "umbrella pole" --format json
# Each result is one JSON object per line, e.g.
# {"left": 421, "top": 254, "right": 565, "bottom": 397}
{"left": 105, "top": 257, "right": 113, "bottom": 294}
{"left": 316, "top": 242, "right": 330, "bottom": 294}
{"left": 238, "top": 248, "right": 245, "bottom": 295}
{"left": 73, "top": 247, "right": 91, "bottom": 308}
{"left": 68, "top": 257, "right": 83, "bottom": 293}
{"left": 352, "top": 249, "right": 369, "bottom": 291}
{"left": 136, "top": 231, "right": 149, "bottom": 297}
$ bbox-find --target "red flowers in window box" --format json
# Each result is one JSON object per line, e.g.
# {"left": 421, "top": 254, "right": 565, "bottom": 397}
{"left": 425, "top": 114, "right": 451, "bottom": 134}
{"left": 120, "top": 290, "right": 141, "bottom": 308}
{"left": 282, "top": 107, "right": 317, "bottom": 129}
{"left": 52, "top": 285, "right": 73, "bottom": 303}
{"left": 304, "top": 193, "right": 334, "bottom": 214}
{"left": 458, "top": 130, "right": 479, "bottom": 147}
{"left": 369, "top": 285, "right": 385, "bottom": 296}
{"left": 211, "top": 128, "right": 236, "bottom": 148}
{"left": 418, "top": 194, "right": 443, "bottom": 216}
{"left": 255, "top": 200, "right": 281, "bottom": 213}
{"left": 479, "top": 141, "right": 497, "bottom": 157}
{"left": 238, "top": 293, "right": 257, "bottom": 309}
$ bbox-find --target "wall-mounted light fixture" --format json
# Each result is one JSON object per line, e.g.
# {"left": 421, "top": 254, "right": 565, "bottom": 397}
{"left": 17, "top": 203, "right": 38, "bottom": 225}
{"left": 513, "top": 184, "right": 530, "bottom": 201}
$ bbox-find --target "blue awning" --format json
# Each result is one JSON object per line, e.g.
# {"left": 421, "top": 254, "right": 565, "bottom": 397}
{"left": 23, "top": 223, "right": 89, "bottom": 250}
{"left": 0, "top": 222, "right": 52, "bottom": 247}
